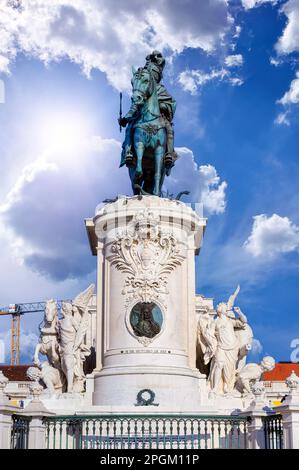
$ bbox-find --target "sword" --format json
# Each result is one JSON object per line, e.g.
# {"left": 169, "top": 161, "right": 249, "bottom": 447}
{"left": 119, "top": 92, "right": 122, "bottom": 133}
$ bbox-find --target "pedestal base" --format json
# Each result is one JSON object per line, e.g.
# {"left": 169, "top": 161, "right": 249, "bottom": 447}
{"left": 93, "top": 366, "right": 202, "bottom": 411}
{"left": 85, "top": 196, "right": 207, "bottom": 413}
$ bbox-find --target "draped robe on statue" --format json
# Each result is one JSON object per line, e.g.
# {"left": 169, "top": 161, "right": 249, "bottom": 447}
{"left": 209, "top": 316, "right": 246, "bottom": 394}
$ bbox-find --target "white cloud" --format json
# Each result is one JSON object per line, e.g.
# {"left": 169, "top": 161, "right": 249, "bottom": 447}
{"left": 275, "top": 0, "right": 299, "bottom": 55}
{"left": 278, "top": 70, "right": 299, "bottom": 105}
{"left": 178, "top": 67, "right": 243, "bottom": 95}
{"left": 241, "top": 0, "right": 299, "bottom": 123}
{"left": 233, "top": 25, "right": 242, "bottom": 39}
{"left": 166, "top": 147, "right": 227, "bottom": 215}
{"left": 0, "top": 79, "right": 4, "bottom": 103}
{"left": 0, "top": 329, "right": 38, "bottom": 363}
{"left": 224, "top": 54, "right": 243, "bottom": 67}
{"left": 20, "top": 330, "right": 39, "bottom": 363}
{"left": 0, "top": 157, "right": 58, "bottom": 213}
{"left": 0, "top": 0, "right": 232, "bottom": 91}
{"left": 0, "top": 55, "right": 9, "bottom": 74}
{"left": 198, "top": 166, "right": 227, "bottom": 215}
{"left": 0, "top": 135, "right": 128, "bottom": 280}
{"left": 270, "top": 56, "right": 281, "bottom": 66}
{"left": 0, "top": 339, "right": 4, "bottom": 363}
{"left": 244, "top": 213, "right": 299, "bottom": 258}
{"left": 178, "top": 69, "right": 227, "bottom": 95}
{"left": 251, "top": 338, "right": 263, "bottom": 355}
{"left": 228, "top": 77, "right": 244, "bottom": 86}
{"left": 273, "top": 1, "right": 299, "bottom": 122}
{"left": 247, "top": 338, "right": 264, "bottom": 362}
{"left": 0, "top": 137, "right": 226, "bottom": 281}
{"left": 0, "top": 331, "right": 12, "bottom": 364}
{"left": 241, "top": 0, "right": 278, "bottom": 10}
{"left": 275, "top": 111, "right": 290, "bottom": 126}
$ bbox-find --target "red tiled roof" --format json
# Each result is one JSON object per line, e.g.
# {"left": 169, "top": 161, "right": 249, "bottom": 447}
{"left": 263, "top": 362, "right": 299, "bottom": 381}
{"left": 0, "top": 365, "right": 32, "bottom": 382}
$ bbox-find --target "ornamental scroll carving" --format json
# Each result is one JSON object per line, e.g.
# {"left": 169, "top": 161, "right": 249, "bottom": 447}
{"left": 107, "top": 209, "right": 185, "bottom": 305}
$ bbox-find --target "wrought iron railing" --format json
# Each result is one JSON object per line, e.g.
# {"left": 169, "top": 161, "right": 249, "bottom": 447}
{"left": 263, "top": 414, "right": 283, "bottom": 449}
{"left": 44, "top": 415, "right": 249, "bottom": 449}
{"left": 10, "top": 415, "right": 31, "bottom": 449}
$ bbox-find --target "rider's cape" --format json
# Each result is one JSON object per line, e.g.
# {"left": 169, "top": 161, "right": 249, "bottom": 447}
{"left": 156, "top": 84, "right": 176, "bottom": 121}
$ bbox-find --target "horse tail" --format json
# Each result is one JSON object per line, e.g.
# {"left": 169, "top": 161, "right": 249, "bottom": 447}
{"left": 176, "top": 190, "right": 190, "bottom": 201}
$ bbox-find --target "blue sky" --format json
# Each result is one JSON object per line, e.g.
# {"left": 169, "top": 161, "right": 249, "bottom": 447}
{"left": 0, "top": 0, "right": 299, "bottom": 364}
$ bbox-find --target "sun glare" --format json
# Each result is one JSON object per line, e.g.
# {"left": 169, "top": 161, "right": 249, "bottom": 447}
{"left": 39, "top": 111, "right": 90, "bottom": 154}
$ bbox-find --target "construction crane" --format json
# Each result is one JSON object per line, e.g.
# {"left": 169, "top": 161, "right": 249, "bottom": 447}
{"left": 0, "top": 300, "right": 67, "bottom": 366}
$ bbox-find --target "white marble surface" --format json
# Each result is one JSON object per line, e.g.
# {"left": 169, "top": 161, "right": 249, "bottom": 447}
{"left": 86, "top": 196, "right": 207, "bottom": 410}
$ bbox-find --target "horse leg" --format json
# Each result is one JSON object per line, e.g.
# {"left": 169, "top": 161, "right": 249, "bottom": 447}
{"left": 159, "top": 167, "right": 166, "bottom": 194}
{"left": 50, "top": 339, "right": 60, "bottom": 368}
{"left": 134, "top": 140, "right": 144, "bottom": 177}
{"left": 129, "top": 167, "right": 139, "bottom": 195}
{"left": 34, "top": 343, "right": 42, "bottom": 367}
{"left": 153, "top": 145, "right": 165, "bottom": 196}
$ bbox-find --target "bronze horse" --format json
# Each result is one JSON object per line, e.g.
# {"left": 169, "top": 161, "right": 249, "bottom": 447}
{"left": 120, "top": 67, "right": 175, "bottom": 195}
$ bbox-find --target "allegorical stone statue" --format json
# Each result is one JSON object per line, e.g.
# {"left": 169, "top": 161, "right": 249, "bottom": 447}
{"left": 235, "top": 356, "right": 275, "bottom": 396}
{"left": 208, "top": 303, "right": 248, "bottom": 395}
{"left": 197, "top": 286, "right": 254, "bottom": 396}
{"left": 58, "top": 301, "right": 78, "bottom": 394}
{"left": 33, "top": 299, "right": 60, "bottom": 369}
{"left": 58, "top": 284, "right": 94, "bottom": 393}
{"left": 118, "top": 50, "right": 177, "bottom": 196}
{"left": 31, "top": 284, "right": 94, "bottom": 395}
{"left": 196, "top": 305, "right": 217, "bottom": 376}
{"left": 27, "top": 363, "right": 65, "bottom": 395}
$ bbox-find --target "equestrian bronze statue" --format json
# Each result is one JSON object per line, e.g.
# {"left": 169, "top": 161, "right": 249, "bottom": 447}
{"left": 119, "top": 51, "right": 177, "bottom": 196}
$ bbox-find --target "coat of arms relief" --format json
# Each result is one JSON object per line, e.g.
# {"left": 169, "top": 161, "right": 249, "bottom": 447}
{"left": 107, "top": 209, "right": 186, "bottom": 345}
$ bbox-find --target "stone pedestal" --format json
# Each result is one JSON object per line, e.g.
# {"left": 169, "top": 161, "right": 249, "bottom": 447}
{"left": 239, "top": 389, "right": 269, "bottom": 450}
{"left": 239, "top": 410, "right": 267, "bottom": 449}
{"left": 85, "top": 196, "right": 206, "bottom": 410}
{"left": 276, "top": 403, "right": 299, "bottom": 449}
{"left": 22, "top": 399, "right": 55, "bottom": 449}
{"left": 0, "top": 406, "right": 19, "bottom": 449}
{"left": 275, "top": 372, "right": 299, "bottom": 449}
{"left": 0, "top": 381, "right": 19, "bottom": 448}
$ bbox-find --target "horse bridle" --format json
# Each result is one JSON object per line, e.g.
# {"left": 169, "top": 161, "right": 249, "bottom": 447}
{"left": 132, "top": 88, "right": 148, "bottom": 101}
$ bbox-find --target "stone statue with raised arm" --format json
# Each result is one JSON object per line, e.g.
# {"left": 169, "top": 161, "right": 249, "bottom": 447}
{"left": 58, "top": 284, "right": 94, "bottom": 393}
{"left": 197, "top": 286, "right": 253, "bottom": 396}
{"left": 208, "top": 303, "right": 247, "bottom": 395}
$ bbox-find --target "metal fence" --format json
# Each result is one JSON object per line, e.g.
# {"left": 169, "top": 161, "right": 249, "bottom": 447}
{"left": 263, "top": 414, "right": 283, "bottom": 449}
{"left": 44, "top": 415, "right": 249, "bottom": 449}
{"left": 10, "top": 414, "right": 31, "bottom": 449}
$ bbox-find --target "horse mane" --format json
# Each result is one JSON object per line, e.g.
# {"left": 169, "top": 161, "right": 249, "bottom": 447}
{"left": 134, "top": 67, "right": 145, "bottom": 79}
{"left": 133, "top": 67, "right": 155, "bottom": 96}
